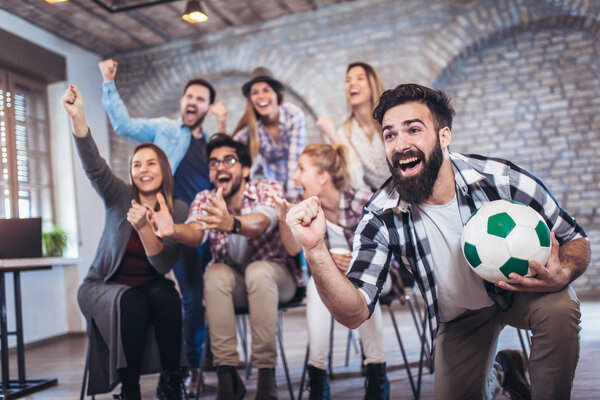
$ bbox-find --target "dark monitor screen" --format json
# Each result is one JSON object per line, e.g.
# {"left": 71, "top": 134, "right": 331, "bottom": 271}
{"left": 0, "top": 217, "right": 43, "bottom": 259}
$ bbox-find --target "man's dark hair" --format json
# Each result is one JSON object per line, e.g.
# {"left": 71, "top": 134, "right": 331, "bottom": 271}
{"left": 205, "top": 133, "right": 252, "bottom": 169}
{"left": 183, "top": 78, "right": 216, "bottom": 104}
{"left": 373, "top": 83, "right": 455, "bottom": 132}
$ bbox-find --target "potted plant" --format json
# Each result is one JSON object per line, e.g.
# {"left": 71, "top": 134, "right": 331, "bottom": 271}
{"left": 43, "top": 226, "right": 68, "bottom": 257}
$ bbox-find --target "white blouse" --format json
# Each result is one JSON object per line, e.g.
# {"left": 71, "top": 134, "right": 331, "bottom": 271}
{"left": 335, "top": 118, "right": 390, "bottom": 191}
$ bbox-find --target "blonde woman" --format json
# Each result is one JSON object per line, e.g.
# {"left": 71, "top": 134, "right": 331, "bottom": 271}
{"left": 317, "top": 62, "right": 389, "bottom": 191}
{"left": 269, "top": 144, "right": 391, "bottom": 400}
{"left": 233, "top": 67, "right": 306, "bottom": 201}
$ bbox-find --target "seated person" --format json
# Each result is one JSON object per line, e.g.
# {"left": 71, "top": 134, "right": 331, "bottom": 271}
{"left": 149, "top": 133, "right": 303, "bottom": 399}
{"left": 269, "top": 143, "right": 391, "bottom": 399}
{"left": 61, "top": 85, "right": 188, "bottom": 400}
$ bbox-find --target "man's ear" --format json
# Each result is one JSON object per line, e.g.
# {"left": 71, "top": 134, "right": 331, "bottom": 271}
{"left": 439, "top": 126, "right": 452, "bottom": 150}
{"left": 242, "top": 166, "right": 251, "bottom": 180}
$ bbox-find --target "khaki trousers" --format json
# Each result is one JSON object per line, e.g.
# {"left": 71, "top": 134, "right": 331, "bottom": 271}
{"left": 434, "top": 285, "right": 581, "bottom": 400}
{"left": 204, "top": 261, "right": 297, "bottom": 369}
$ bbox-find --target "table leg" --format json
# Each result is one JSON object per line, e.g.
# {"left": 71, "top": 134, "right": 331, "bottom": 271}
{"left": 0, "top": 272, "right": 9, "bottom": 392}
{"left": 13, "top": 272, "right": 25, "bottom": 382}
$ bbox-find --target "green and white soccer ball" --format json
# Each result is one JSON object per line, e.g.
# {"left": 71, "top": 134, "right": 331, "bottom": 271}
{"left": 461, "top": 200, "right": 551, "bottom": 283}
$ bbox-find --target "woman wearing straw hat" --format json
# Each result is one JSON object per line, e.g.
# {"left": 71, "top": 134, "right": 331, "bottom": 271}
{"left": 233, "top": 67, "right": 307, "bottom": 201}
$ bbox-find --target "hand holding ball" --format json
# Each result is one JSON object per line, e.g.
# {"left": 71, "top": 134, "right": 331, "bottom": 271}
{"left": 461, "top": 200, "right": 551, "bottom": 283}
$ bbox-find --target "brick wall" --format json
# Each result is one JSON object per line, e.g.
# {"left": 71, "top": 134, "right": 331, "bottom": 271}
{"left": 108, "top": 0, "right": 600, "bottom": 295}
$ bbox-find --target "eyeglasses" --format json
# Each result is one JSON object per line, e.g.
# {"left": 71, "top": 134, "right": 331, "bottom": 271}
{"left": 208, "top": 155, "right": 238, "bottom": 169}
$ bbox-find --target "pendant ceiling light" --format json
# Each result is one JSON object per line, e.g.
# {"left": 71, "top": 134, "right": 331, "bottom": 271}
{"left": 182, "top": 0, "right": 208, "bottom": 23}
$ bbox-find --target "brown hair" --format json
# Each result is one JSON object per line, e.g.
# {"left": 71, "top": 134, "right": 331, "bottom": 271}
{"left": 342, "top": 62, "right": 385, "bottom": 132}
{"left": 232, "top": 81, "right": 285, "bottom": 160}
{"left": 130, "top": 142, "right": 174, "bottom": 213}
{"left": 301, "top": 143, "right": 351, "bottom": 191}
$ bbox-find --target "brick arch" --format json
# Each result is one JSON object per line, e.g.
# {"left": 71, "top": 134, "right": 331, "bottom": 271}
{"left": 410, "top": 0, "right": 600, "bottom": 84}
{"left": 433, "top": 15, "right": 600, "bottom": 86}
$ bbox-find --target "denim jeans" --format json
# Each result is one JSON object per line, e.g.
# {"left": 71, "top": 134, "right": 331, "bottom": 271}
{"left": 172, "top": 242, "right": 211, "bottom": 368}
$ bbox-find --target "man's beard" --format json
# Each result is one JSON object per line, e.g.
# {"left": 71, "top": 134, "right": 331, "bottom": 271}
{"left": 387, "top": 138, "right": 444, "bottom": 204}
{"left": 183, "top": 112, "right": 207, "bottom": 130}
{"left": 223, "top": 174, "right": 243, "bottom": 199}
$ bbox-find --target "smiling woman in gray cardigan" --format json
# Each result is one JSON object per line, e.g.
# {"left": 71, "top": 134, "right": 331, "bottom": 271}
{"left": 62, "top": 85, "right": 188, "bottom": 400}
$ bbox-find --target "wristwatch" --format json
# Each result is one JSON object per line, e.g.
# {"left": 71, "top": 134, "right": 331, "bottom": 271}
{"left": 230, "top": 216, "right": 241, "bottom": 234}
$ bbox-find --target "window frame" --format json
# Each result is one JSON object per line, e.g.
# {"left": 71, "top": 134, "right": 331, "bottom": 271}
{"left": 0, "top": 67, "right": 55, "bottom": 223}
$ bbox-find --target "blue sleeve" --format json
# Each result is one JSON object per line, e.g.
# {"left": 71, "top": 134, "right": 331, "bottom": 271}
{"left": 102, "top": 81, "right": 163, "bottom": 143}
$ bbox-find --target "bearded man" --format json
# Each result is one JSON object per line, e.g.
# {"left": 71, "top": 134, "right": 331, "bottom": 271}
{"left": 286, "top": 84, "right": 590, "bottom": 400}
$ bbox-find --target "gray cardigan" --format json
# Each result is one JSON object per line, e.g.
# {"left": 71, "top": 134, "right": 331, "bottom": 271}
{"left": 75, "top": 132, "right": 188, "bottom": 395}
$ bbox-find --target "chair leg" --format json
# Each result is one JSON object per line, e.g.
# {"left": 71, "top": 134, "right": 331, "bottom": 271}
{"left": 387, "top": 304, "right": 420, "bottom": 399}
{"left": 298, "top": 344, "right": 310, "bottom": 400}
{"left": 516, "top": 328, "right": 531, "bottom": 360}
{"left": 406, "top": 296, "right": 432, "bottom": 371}
{"left": 276, "top": 324, "right": 295, "bottom": 400}
{"left": 327, "top": 316, "right": 334, "bottom": 380}
{"left": 80, "top": 344, "right": 89, "bottom": 400}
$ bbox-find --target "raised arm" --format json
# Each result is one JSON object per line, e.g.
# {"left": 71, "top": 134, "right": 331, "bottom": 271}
{"left": 61, "top": 84, "right": 128, "bottom": 205}
{"left": 99, "top": 59, "right": 161, "bottom": 143}
{"left": 210, "top": 100, "right": 228, "bottom": 134}
{"left": 287, "top": 197, "right": 369, "bottom": 328}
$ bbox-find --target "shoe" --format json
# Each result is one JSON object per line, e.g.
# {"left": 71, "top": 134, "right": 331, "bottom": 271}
{"left": 255, "top": 368, "right": 278, "bottom": 400}
{"left": 216, "top": 365, "right": 246, "bottom": 400}
{"left": 363, "top": 363, "right": 390, "bottom": 400}
{"left": 186, "top": 367, "right": 200, "bottom": 397}
{"left": 495, "top": 350, "right": 531, "bottom": 400}
{"left": 156, "top": 369, "right": 185, "bottom": 400}
{"left": 307, "top": 365, "right": 330, "bottom": 400}
{"left": 114, "top": 383, "right": 141, "bottom": 400}
{"left": 113, "top": 388, "right": 141, "bottom": 400}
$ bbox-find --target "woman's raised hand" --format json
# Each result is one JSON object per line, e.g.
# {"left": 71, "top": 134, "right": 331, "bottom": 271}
{"left": 61, "top": 85, "right": 89, "bottom": 137}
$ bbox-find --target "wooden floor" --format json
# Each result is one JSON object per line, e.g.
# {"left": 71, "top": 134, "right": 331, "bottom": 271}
{"left": 7, "top": 299, "right": 600, "bottom": 399}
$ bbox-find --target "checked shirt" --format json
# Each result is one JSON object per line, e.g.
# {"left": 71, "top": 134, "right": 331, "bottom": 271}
{"left": 187, "top": 179, "right": 303, "bottom": 287}
{"left": 345, "top": 152, "right": 587, "bottom": 351}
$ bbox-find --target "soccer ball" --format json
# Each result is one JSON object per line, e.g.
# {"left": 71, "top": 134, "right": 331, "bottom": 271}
{"left": 460, "top": 200, "right": 551, "bottom": 283}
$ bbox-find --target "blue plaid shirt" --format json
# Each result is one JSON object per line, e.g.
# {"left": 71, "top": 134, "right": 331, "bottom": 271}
{"left": 346, "top": 152, "right": 587, "bottom": 350}
{"left": 235, "top": 103, "right": 306, "bottom": 201}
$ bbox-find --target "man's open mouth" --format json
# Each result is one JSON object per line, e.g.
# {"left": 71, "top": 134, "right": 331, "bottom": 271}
{"left": 395, "top": 155, "right": 423, "bottom": 177}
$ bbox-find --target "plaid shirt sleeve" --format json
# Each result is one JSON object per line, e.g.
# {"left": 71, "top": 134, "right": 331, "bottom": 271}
{"left": 283, "top": 104, "right": 306, "bottom": 201}
{"left": 345, "top": 210, "right": 394, "bottom": 316}
{"left": 506, "top": 162, "right": 587, "bottom": 243}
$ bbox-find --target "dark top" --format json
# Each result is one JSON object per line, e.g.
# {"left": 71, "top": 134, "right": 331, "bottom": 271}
{"left": 111, "top": 229, "right": 159, "bottom": 287}
{"left": 174, "top": 136, "right": 211, "bottom": 205}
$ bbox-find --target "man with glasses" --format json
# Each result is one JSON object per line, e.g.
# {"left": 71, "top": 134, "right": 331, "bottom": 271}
{"left": 149, "top": 133, "right": 303, "bottom": 399}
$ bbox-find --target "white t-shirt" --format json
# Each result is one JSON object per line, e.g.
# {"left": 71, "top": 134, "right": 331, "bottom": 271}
{"left": 417, "top": 195, "right": 493, "bottom": 322}
{"left": 326, "top": 220, "right": 349, "bottom": 251}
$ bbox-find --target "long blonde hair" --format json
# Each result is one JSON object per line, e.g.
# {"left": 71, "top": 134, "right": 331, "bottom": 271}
{"left": 302, "top": 143, "right": 351, "bottom": 191}
{"left": 342, "top": 62, "right": 385, "bottom": 133}
{"left": 232, "top": 82, "right": 284, "bottom": 160}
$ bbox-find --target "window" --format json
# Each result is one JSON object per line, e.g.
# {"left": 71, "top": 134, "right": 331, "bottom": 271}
{"left": 0, "top": 68, "right": 53, "bottom": 224}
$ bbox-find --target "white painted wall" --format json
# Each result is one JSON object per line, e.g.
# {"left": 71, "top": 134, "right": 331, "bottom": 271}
{"left": 0, "top": 9, "right": 108, "bottom": 343}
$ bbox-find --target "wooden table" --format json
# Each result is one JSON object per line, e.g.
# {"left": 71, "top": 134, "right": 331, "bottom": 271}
{"left": 0, "top": 257, "right": 81, "bottom": 399}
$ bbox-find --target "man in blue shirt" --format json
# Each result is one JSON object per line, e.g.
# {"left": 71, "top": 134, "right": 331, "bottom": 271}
{"left": 99, "top": 59, "right": 227, "bottom": 395}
